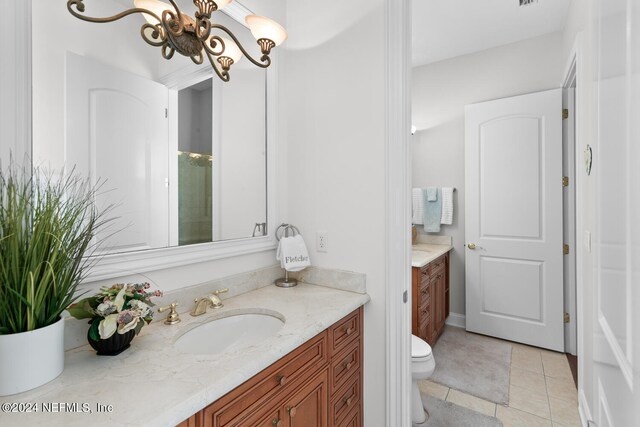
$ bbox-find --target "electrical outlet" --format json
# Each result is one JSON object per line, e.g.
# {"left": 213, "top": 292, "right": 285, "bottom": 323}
{"left": 317, "top": 231, "right": 328, "bottom": 252}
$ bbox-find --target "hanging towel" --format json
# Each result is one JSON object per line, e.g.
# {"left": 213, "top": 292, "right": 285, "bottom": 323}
{"left": 276, "top": 234, "right": 311, "bottom": 272}
{"left": 440, "top": 187, "right": 454, "bottom": 225}
{"left": 412, "top": 188, "right": 424, "bottom": 225}
{"left": 423, "top": 187, "right": 442, "bottom": 233}
{"left": 426, "top": 187, "right": 438, "bottom": 202}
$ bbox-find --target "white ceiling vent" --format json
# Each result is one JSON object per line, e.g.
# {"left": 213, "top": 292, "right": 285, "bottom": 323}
{"left": 519, "top": 0, "right": 539, "bottom": 5}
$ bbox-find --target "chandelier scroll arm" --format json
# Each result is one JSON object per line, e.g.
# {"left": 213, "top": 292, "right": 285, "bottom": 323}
{"left": 140, "top": 23, "right": 167, "bottom": 47}
{"left": 167, "top": 0, "right": 183, "bottom": 23}
{"left": 67, "top": 1, "right": 163, "bottom": 26}
{"left": 201, "top": 42, "right": 231, "bottom": 82}
{"left": 202, "top": 35, "right": 226, "bottom": 56}
{"left": 209, "top": 24, "right": 272, "bottom": 68}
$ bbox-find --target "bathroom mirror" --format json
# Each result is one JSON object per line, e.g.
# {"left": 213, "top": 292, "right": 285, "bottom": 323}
{"left": 29, "top": 0, "right": 275, "bottom": 276}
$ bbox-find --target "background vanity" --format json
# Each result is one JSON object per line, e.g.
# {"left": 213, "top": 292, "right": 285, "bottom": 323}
{"left": 411, "top": 237, "right": 452, "bottom": 346}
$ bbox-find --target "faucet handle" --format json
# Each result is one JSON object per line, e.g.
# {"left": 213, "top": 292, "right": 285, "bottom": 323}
{"left": 210, "top": 288, "right": 228, "bottom": 308}
{"left": 158, "top": 302, "right": 181, "bottom": 325}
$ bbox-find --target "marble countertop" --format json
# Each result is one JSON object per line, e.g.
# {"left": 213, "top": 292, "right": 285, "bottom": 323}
{"left": 411, "top": 243, "right": 453, "bottom": 268}
{"left": 0, "top": 284, "right": 370, "bottom": 427}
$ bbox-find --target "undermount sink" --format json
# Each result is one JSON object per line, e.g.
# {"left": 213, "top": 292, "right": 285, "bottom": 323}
{"left": 175, "top": 311, "right": 285, "bottom": 355}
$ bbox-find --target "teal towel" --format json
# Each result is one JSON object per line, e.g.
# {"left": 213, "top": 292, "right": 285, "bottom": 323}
{"left": 423, "top": 188, "right": 442, "bottom": 233}
{"left": 426, "top": 187, "right": 438, "bottom": 202}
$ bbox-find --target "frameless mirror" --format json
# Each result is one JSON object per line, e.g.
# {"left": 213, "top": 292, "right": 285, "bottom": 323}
{"left": 31, "top": 0, "right": 268, "bottom": 255}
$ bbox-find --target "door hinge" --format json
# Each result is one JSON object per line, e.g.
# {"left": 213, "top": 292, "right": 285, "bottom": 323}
{"left": 165, "top": 108, "right": 168, "bottom": 118}
{"left": 562, "top": 109, "right": 569, "bottom": 120}
{"left": 403, "top": 290, "right": 408, "bottom": 303}
{"left": 563, "top": 244, "right": 570, "bottom": 255}
{"left": 564, "top": 312, "right": 570, "bottom": 323}
{"left": 563, "top": 176, "right": 569, "bottom": 187}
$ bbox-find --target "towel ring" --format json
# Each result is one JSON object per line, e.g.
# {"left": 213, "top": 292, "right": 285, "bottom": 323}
{"left": 275, "top": 223, "right": 301, "bottom": 241}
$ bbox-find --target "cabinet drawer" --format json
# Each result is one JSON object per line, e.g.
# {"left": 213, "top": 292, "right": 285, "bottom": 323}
{"left": 329, "top": 339, "right": 361, "bottom": 394}
{"left": 329, "top": 308, "right": 362, "bottom": 357}
{"left": 338, "top": 407, "right": 361, "bottom": 427}
{"left": 420, "top": 266, "right": 429, "bottom": 283}
{"left": 240, "top": 406, "right": 284, "bottom": 427}
{"left": 204, "top": 332, "right": 328, "bottom": 427}
{"left": 428, "top": 255, "right": 446, "bottom": 275}
{"left": 418, "top": 299, "right": 431, "bottom": 323}
{"left": 330, "top": 372, "right": 361, "bottom": 427}
{"left": 418, "top": 282, "right": 430, "bottom": 307}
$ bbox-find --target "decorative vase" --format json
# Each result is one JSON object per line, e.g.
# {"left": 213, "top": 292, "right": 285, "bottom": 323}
{"left": 0, "top": 317, "right": 65, "bottom": 396}
{"left": 87, "top": 329, "right": 136, "bottom": 356}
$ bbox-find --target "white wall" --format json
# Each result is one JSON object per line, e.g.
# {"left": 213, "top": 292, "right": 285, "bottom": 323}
{"left": 411, "top": 32, "right": 564, "bottom": 317}
{"left": 282, "top": 1, "right": 387, "bottom": 424}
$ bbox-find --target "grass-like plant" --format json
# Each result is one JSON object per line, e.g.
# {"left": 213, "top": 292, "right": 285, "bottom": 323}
{"left": 0, "top": 164, "right": 110, "bottom": 335}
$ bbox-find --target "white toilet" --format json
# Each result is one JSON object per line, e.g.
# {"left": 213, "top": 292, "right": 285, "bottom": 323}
{"left": 411, "top": 334, "right": 436, "bottom": 424}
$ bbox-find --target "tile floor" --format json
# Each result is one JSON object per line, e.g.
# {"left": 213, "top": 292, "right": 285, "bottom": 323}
{"left": 419, "top": 341, "right": 581, "bottom": 427}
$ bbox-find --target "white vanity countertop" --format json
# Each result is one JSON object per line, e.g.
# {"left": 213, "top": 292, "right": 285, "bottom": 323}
{"left": 0, "top": 284, "right": 370, "bottom": 427}
{"left": 411, "top": 243, "right": 453, "bottom": 268}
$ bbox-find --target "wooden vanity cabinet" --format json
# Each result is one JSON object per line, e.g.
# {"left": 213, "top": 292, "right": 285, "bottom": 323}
{"left": 412, "top": 252, "right": 450, "bottom": 346}
{"left": 178, "top": 307, "right": 363, "bottom": 427}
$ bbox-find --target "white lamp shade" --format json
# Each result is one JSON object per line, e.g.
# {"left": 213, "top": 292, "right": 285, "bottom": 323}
{"left": 214, "top": 0, "right": 233, "bottom": 10}
{"left": 245, "top": 15, "right": 288, "bottom": 46}
{"left": 218, "top": 37, "right": 243, "bottom": 63}
{"left": 134, "top": 0, "right": 175, "bottom": 25}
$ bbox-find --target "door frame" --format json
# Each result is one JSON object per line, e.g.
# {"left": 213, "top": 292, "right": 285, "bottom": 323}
{"left": 561, "top": 33, "right": 591, "bottom": 422}
{"left": 562, "top": 49, "right": 578, "bottom": 357}
{"left": 385, "top": 0, "right": 412, "bottom": 426}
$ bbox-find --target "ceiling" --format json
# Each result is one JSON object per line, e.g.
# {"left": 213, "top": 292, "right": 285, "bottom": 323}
{"left": 412, "top": 0, "right": 572, "bottom": 67}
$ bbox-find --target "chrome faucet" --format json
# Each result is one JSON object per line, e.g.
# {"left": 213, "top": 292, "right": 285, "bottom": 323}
{"left": 190, "top": 288, "right": 228, "bottom": 316}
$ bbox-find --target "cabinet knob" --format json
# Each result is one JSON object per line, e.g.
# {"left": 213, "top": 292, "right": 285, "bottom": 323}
{"left": 276, "top": 375, "right": 287, "bottom": 386}
{"left": 344, "top": 395, "right": 355, "bottom": 406}
{"left": 343, "top": 326, "right": 355, "bottom": 335}
{"left": 272, "top": 419, "right": 282, "bottom": 427}
{"left": 343, "top": 361, "right": 354, "bottom": 370}
{"left": 287, "top": 406, "right": 297, "bottom": 417}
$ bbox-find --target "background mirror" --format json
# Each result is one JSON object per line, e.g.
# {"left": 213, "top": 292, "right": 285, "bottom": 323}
{"left": 31, "top": 0, "right": 268, "bottom": 254}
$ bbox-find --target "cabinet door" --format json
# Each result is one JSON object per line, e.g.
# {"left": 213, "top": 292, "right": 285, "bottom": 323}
{"left": 285, "top": 370, "right": 328, "bottom": 427}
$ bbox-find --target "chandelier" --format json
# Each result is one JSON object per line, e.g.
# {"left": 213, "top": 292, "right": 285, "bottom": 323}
{"left": 66, "top": 0, "right": 288, "bottom": 82}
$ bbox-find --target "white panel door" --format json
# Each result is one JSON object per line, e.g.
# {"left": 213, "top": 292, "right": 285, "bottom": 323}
{"left": 588, "top": 0, "right": 637, "bottom": 425}
{"left": 465, "top": 89, "right": 564, "bottom": 351}
{"left": 66, "top": 52, "right": 169, "bottom": 253}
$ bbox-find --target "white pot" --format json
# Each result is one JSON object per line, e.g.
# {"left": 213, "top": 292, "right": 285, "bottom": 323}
{"left": 0, "top": 317, "right": 65, "bottom": 396}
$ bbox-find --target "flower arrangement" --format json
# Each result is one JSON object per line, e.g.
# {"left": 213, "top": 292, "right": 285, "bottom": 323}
{"left": 68, "top": 283, "right": 162, "bottom": 341}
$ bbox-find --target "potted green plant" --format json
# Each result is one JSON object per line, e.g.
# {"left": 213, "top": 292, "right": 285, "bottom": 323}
{"left": 67, "top": 282, "right": 161, "bottom": 355}
{"left": 0, "top": 164, "right": 108, "bottom": 396}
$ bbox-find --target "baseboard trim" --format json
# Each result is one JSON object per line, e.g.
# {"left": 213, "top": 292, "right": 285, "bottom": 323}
{"left": 445, "top": 312, "right": 466, "bottom": 328}
{"left": 578, "top": 388, "right": 592, "bottom": 426}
